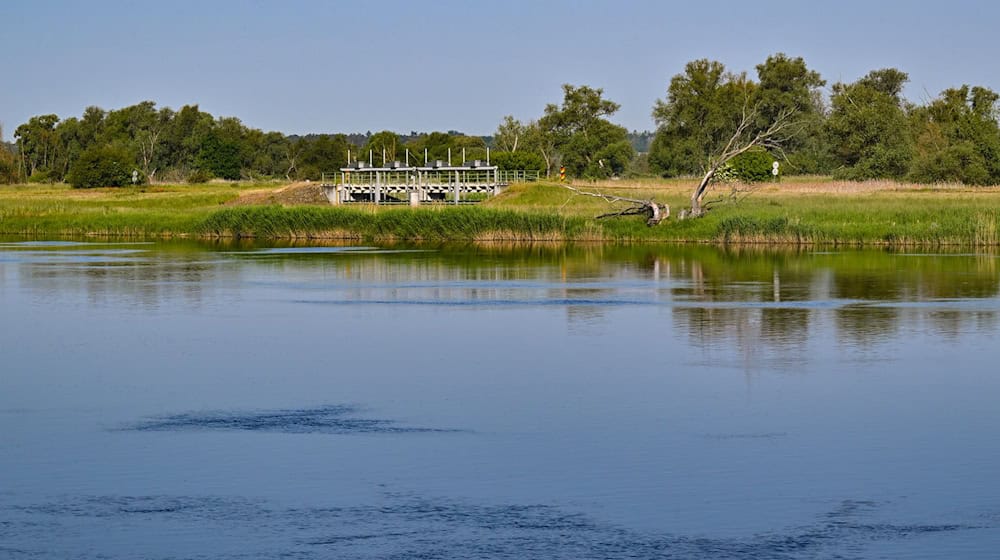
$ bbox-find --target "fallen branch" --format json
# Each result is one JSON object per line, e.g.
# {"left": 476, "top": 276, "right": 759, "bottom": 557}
{"left": 561, "top": 183, "right": 668, "bottom": 226}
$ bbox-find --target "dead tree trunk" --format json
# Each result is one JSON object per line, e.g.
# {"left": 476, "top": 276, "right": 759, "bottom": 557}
{"left": 562, "top": 183, "right": 669, "bottom": 225}
{"left": 686, "top": 105, "right": 798, "bottom": 218}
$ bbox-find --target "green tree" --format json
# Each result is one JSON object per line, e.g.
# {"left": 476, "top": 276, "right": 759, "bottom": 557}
{"left": 162, "top": 105, "right": 215, "bottom": 174}
{"left": 407, "top": 131, "right": 455, "bottom": 163}
{"left": 197, "top": 129, "right": 242, "bottom": 180}
{"left": 15, "top": 114, "right": 61, "bottom": 179}
{"left": 299, "top": 134, "right": 349, "bottom": 179}
{"left": 754, "top": 53, "right": 830, "bottom": 173}
{"left": 826, "top": 68, "right": 914, "bottom": 180}
{"left": 489, "top": 150, "right": 545, "bottom": 172}
{"left": 66, "top": 144, "right": 140, "bottom": 188}
{"left": 0, "top": 123, "right": 20, "bottom": 183}
{"left": 909, "top": 85, "right": 1000, "bottom": 184}
{"left": 539, "top": 84, "right": 633, "bottom": 178}
{"left": 494, "top": 115, "right": 526, "bottom": 152}
{"left": 364, "top": 130, "right": 401, "bottom": 165}
{"left": 648, "top": 60, "right": 752, "bottom": 177}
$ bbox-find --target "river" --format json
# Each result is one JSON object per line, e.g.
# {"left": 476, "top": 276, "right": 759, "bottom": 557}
{"left": 2, "top": 240, "right": 999, "bottom": 558}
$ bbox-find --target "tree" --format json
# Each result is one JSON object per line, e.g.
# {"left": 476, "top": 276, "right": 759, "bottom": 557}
{"left": 494, "top": 115, "right": 526, "bottom": 152}
{"left": 66, "top": 144, "right": 140, "bottom": 188}
{"left": 754, "top": 53, "right": 830, "bottom": 173}
{"left": 826, "top": 69, "right": 914, "bottom": 180}
{"left": 15, "top": 114, "right": 61, "bottom": 179}
{"left": 0, "top": 123, "right": 21, "bottom": 183}
{"left": 299, "top": 134, "right": 349, "bottom": 180}
{"left": 364, "top": 130, "right": 401, "bottom": 164}
{"left": 538, "top": 84, "right": 634, "bottom": 178}
{"left": 489, "top": 150, "right": 545, "bottom": 172}
{"left": 909, "top": 85, "right": 1000, "bottom": 184}
{"left": 648, "top": 60, "right": 752, "bottom": 177}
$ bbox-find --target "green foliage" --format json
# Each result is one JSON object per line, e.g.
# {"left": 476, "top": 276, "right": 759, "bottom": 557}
{"left": 490, "top": 150, "right": 545, "bottom": 171}
{"left": 719, "top": 148, "right": 776, "bottom": 183}
{"left": 494, "top": 116, "right": 526, "bottom": 152}
{"left": 538, "top": 84, "right": 634, "bottom": 178}
{"left": 648, "top": 59, "right": 753, "bottom": 177}
{"left": 187, "top": 168, "right": 214, "bottom": 184}
{"left": 0, "top": 148, "right": 17, "bottom": 183}
{"left": 197, "top": 129, "right": 243, "bottom": 180}
{"left": 908, "top": 85, "right": 1000, "bottom": 185}
{"left": 299, "top": 134, "right": 349, "bottom": 179}
{"left": 649, "top": 54, "right": 826, "bottom": 178}
{"left": 827, "top": 69, "right": 914, "bottom": 180}
{"left": 364, "top": 131, "right": 401, "bottom": 163}
{"left": 67, "top": 145, "right": 141, "bottom": 188}
{"left": 1, "top": 125, "right": 22, "bottom": 183}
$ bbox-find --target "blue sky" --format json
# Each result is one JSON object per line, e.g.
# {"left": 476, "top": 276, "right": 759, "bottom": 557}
{"left": 3, "top": 0, "right": 999, "bottom": 137}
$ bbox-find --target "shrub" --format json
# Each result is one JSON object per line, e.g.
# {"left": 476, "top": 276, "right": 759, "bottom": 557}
{"left": 490, "top": 151, "right": 545, "bottom": 172}
{"left": 188, "top": 168, "right": 214, "bottom": 184}
{"left": 67, "top": 145, "right": 141, "bottom": 188}
{"left": 726, "top": 148, "right": 776, "bottom": 182}
{"left": 0, "top": 147, "right": 19, "bottom": 184}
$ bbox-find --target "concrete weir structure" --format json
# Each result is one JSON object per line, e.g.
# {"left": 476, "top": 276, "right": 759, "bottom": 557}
{"left": 321, "top": 152, "right": 502, "bottom": 206}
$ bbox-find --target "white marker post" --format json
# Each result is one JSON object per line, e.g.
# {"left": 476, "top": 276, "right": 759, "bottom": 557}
{"left": 772, "top": 161, "right": 780, "bottom": 182}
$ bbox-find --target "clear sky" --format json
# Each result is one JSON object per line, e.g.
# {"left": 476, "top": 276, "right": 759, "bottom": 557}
{"left": 3, "top": 0, "right": 999, "bottom": 138}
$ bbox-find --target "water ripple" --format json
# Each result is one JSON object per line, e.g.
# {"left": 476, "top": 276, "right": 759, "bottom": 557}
{"left": 120, "top": 405, "right": 463, "bottom": 435}
{"left": 1, "top": 494, "right": 985, "bottom": 559}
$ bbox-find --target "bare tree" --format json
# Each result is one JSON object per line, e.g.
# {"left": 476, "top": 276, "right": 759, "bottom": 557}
{"left": 685, "top": 104, "right": 799, "bottom": 218}
{"left": 555, "top": 103, "right": 799, "bottom": 226}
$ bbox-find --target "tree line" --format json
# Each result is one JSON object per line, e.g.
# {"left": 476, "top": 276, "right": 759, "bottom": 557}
{"left": 4, "top": 52, "right": 1000, "bottom": 186}
{"left": 2, "top": 104, "right": 498, "bottom": 186}
{"left": 495, "top": 54, "right": 1000, "bottom": 185}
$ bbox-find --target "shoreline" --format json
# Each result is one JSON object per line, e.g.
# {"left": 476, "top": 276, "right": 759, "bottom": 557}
{"left": 2, "top": 180, "right": 1000, "bottom": 247}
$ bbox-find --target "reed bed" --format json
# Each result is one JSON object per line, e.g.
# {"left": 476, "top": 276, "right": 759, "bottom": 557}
{"left": 4, "top": 180, "right": 1000, "bottom": 245}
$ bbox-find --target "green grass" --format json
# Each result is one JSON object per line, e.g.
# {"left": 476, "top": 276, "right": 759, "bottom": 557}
{"left": 3, "top": 179, "right": 1000, "bottom": 245}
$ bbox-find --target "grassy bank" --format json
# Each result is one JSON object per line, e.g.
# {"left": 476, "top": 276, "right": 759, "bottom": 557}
{"left": 3, "top": 179, "right": 1000, "bottom": 245}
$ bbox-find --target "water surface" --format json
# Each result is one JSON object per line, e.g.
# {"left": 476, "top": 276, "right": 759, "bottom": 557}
{"left": 2, "top": 240, "right": 999, "bottom": 558}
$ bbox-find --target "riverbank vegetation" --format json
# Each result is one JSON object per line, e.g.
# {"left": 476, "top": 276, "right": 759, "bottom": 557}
{"left": 3, "top": 179, "right": 1000, "bottom": 246}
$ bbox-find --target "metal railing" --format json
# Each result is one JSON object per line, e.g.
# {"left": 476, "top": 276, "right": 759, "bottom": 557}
{"left": 322, "top": 169, "right": 541, "bottom": 185}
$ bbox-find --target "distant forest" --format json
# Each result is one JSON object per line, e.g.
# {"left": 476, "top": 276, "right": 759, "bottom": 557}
{"left": 3, "top": 52, "right": 1000, "bottom": 186}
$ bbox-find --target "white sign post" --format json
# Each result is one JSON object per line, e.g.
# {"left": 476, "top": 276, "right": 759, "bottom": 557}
{"left": 771, "top": 161, "right": 780, "bottom": 181}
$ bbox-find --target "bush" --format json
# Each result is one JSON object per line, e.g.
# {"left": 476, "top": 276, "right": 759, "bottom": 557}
{"left": 188, "top": 168, "right": 214, "bottom": 184}
{"left": 489, "top": 151, "right": 545, "bottom": 172}
{"left": 67, "top": 145, "right": 142, "bottom": 188}
{"left": 0, "top": 148, "right": 20, "bottom": 184}
{"left": 726, "top": 148, "right": 776, "bottom": 182}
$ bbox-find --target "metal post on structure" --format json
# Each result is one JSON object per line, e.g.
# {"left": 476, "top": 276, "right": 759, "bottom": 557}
{"left": 486, "top": 147, "right": 490, "bottom": 166}
{"left": 382, "top": 148, "right": 386, "bottom": 167}
{"left": 369, "top": 150, "right": 373, "bottom": 166}
{"left": 348, "top": 149, "right": 351, "bottom": 165}
{"left": 424, "top": 148, "right": 428, "bottom": 165}
{"left": 405, "top": 149, "right": 409, "bottom": 167}
{"left": 448, "top": 148, "right": 452, "bottom": 167}
{"left": 462, "top": 148, "right": 466, "bottom": 164}
{"left": 454, "top": 170, "right": 460, "bottom": 205}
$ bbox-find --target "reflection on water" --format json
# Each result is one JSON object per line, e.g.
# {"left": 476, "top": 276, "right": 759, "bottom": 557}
{"left": 4, "top": 240, "right": 998, "bottom": 344}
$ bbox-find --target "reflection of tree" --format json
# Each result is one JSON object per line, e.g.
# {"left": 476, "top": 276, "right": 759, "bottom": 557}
{"left": 21, "top": 252, "right": 217, "bottom": 311}
{"left": 834, "top": 307, "right": 899, "bottom": 346}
